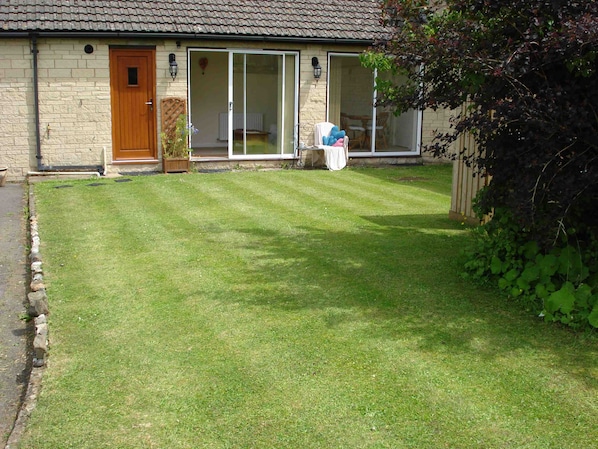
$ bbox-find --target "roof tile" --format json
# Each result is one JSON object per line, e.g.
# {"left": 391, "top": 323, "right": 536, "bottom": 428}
{"left": 0, "top": 0, "right": 387, "bottom": 41}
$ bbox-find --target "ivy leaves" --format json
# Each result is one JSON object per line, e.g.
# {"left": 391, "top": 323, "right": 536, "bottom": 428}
{"left": 465, "top": 209, "right": 598, "bottom": 330}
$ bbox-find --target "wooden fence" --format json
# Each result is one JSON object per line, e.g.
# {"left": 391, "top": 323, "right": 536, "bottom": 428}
{"left": 449, "top": 104, "right": 491, "bottom": 225}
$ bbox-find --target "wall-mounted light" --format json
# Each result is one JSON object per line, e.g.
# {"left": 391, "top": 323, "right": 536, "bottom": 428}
{"left": 312, "top": 57, "right": 322, "bottom": 80}
{"left": 169, "top": 53, "right": 178, "bottom": 81}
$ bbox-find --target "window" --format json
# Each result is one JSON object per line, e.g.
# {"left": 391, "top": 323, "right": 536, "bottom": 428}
{"left": 328, "top": 54, "right": 421, "bottom": 155}
{"left": 188, "top": 49, "right": 298, "bottom": 160}
{"left": 127, "top": 67, "right": 138, "bottom": 86}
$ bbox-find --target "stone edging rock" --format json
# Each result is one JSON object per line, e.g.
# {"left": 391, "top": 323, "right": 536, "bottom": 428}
{"left": 28, "top": 187, "right": 49, "bottom": 367}
{"left": 4, "top": 184, "right": 48, "bottom": 449}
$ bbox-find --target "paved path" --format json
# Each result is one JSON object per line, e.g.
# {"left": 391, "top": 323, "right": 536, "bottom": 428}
{"left": 0, "top": 184, "right": 29, "bottom": 447}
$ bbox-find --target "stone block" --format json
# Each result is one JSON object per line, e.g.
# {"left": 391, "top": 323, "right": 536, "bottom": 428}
{"left": 30, "top": 279, "right": 46, "bottom": 292}
{"left": 28, "top": 289, "right": 49, "bottom": 316}
{"left": 33, "top": 317, "right": 48, "bottom": 367}
{"left": 31, "top": 260, "right": 42, "bottom": 274}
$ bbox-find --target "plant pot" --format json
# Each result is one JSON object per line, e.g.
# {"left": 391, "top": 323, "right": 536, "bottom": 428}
{"left": 163, "top": 157, "right": 190, "bottom": 174}
{"left": 0, "top": 167, "right": 7, "bottom": 187}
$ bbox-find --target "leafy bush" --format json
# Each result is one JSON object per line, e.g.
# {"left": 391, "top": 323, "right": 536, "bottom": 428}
{"left": 368, "top": 0, "right": 598, "bottom": 331}
{"left": 464, "top": 207, "right": 598, "bottom": 330}
{"left": 161, "top": 114, "right": 198, "bottom": 158}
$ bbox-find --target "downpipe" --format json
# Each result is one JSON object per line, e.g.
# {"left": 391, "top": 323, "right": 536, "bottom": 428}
{"left": 30, "top": 34, "right": 104, "bottom": 176}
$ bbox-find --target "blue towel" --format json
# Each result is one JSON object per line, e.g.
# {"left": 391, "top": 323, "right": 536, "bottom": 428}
{"left": 323, "top": 126, "right": 346, "bottom": 145}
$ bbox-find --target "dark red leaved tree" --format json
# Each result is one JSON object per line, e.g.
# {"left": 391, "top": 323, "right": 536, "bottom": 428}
{"left": 368, "top": 0, "right": 598, "bottom": 246}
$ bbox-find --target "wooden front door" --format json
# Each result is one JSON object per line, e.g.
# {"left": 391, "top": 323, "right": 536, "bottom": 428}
{"left": 110, "top": 48, "right": 157, "bottom": 161}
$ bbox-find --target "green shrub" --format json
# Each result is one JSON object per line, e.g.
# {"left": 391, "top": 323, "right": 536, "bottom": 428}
{"left": 464, "top": 207, "right": 598, "bottom": 330}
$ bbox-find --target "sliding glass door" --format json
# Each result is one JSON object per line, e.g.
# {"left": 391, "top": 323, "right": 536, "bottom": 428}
{"left": 328, "top": 53, "right": 421, "bottom": 156}
{"left": 189, "top": 49, "right": 297, "bottom": 159}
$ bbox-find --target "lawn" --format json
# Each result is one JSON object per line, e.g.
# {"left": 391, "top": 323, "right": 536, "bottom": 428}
{"left": 22, "top": 165, "right": 597, "bottom": 448}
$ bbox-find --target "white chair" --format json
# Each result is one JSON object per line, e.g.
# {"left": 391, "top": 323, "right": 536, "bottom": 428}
{"left": 313, "top": 122, "right": 349, "bottom": 171}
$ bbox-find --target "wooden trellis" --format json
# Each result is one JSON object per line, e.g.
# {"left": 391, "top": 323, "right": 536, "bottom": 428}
{"left": 160, "top": 97, "right": 187, "bottom": 153}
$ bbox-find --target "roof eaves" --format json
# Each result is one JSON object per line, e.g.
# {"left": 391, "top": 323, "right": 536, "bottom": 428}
{"left": 0, "top": 29, "right": 380, "bottom": 45}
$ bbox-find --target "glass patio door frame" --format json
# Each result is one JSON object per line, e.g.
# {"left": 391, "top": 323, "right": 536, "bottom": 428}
{"left": 227, "top": 49, "right": 299, "bottom": 160}
{"left": 327, "top": 52, "right": 423, "bottom": 156}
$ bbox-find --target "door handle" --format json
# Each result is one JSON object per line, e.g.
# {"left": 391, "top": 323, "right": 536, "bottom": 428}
{"left": 145, "top": 98, "right": 153, "bottom": 111}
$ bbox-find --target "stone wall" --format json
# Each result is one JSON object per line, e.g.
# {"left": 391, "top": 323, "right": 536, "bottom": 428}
{"left": 35, "top": 38, "right": 112, "bottom": 168}
{"left": 0, "top": 37, "right": 454, "bottom": 180}
{"left": 0, "top": 39, "right": 35, "bottom": 180}
{"left": 0, "top": 37, "right": 191, "bottom": 179}
{"left": 421, "top": 108, "right": 458, "bottom": 162}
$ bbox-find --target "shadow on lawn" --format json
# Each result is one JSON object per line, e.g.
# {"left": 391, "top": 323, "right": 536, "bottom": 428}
{"left": 349, "top": 164, "right": 455, "bottom": 197}
{"left": 362, "top": 213, "right": 464, "bottom": 230}
{"left": 202, "top": 213, "right": 597, "bottom": 388}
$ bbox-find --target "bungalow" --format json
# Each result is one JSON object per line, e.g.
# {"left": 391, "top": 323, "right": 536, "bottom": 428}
{"left": 0, "top": 0, "right": 452, "bottom": 180}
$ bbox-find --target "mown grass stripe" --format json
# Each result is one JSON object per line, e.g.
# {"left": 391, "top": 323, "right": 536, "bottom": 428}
{"left": 24, "top": 168, "right": 598, "bottom": 449}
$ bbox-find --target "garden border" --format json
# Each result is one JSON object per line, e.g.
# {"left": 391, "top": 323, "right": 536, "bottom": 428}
{"left": 5, "top": 185, "right": 48, "bottom": 449}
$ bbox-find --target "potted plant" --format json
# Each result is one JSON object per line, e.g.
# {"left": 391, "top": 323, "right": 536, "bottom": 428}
{"left": 161, "top": 114, "right": 197, "bottom": 173}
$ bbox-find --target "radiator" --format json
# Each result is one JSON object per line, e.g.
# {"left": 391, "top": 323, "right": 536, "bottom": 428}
{"left": 218, "top": 112, "right": 263, "bottom": 140}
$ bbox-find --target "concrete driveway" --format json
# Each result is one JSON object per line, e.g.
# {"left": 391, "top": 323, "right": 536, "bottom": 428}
{"left": 0, "top": 183, "right": 30, "bottom": 447}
